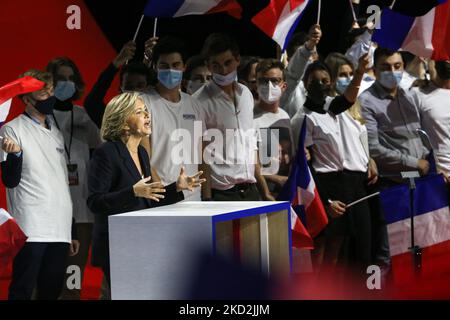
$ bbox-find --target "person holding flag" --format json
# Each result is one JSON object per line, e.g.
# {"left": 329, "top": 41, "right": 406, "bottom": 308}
{"left": 0, "top": 70, "right": 79, "bottom": 300}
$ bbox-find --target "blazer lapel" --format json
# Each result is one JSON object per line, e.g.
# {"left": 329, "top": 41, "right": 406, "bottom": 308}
{"left": 114, "top": 140, "right": 142, "bottom": 181}
{"left": 138, "top": 146, "right": 153, "bottom": 207}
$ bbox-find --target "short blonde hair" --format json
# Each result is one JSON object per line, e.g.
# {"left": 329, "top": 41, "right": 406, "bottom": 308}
{"left": 18, "top": 69, "right": 53, "bottom": 99}
{"left": 101, "top": 92, "right": 143, "bottom": 141}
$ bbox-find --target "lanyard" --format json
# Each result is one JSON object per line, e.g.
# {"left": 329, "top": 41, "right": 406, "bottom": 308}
{"left": 52, "top": 110, "right": 74, "bottom": 162}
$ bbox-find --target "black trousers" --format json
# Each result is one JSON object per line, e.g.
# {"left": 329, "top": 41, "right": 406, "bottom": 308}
{"left": 314, "top": 171, "right": 372, "bottom": 270}
{"left": 8, "top": 242, "right": 70, "bottom": 300}
{"left": 212, "top": 184, "right": 261, "bottom": 201}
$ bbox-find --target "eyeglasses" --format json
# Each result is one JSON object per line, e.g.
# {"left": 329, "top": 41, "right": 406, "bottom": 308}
{"left": 257, "top": 77, "right": 283, "bottom": 85}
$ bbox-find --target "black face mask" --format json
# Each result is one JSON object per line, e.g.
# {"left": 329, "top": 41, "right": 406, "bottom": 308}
{"left": 54, "top": 99, "right": 73, "bottom": 112}
{"left": 435, "top": 61, "right": 450, "bottom": 80}
{"left": 31, "top": 96, "right": 57, "bottom": 115}
{"left": 307, "top": 80, "right": 331, "bottom": 105}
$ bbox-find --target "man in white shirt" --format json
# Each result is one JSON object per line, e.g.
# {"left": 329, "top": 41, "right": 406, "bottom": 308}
{"left": 0, "top": 70, "right": 77, "bottom": 300}
{"left": 193, "top": 33, "right": 273, "bottom": 201}
{"left": 253, "top": 59, "right": 293, "bottom": 195}
{"left": 142, "top": 36, "right": 204, "bottom": 201}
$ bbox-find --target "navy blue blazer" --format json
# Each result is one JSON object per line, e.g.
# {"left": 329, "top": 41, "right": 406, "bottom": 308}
{"left": 87, "top": 140, "right": 183, "bottom": 267}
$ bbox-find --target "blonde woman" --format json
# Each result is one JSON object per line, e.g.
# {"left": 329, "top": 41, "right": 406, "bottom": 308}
{"left": 87, "top": 92, "right": 205, "bottom": 286}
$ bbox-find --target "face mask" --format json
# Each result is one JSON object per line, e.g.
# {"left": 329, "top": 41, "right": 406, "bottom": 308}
{"left": 257, "top": 81, "right": 282, "bottom": 104}
{"left": 378, "top": 71, "right": 403, "bottom": 89}
{"left": 32, "top": 96, "right": 57, "bottom": 115}
{"left": 335, "top": 76, "right": 353, "bottom": 94}
{"left": 435, "top": 61, "right": 450, "bottom": 80}
{"left": 212, "top": 70, "right": 237, "bottom": 87}
{"left": 157, "top": 69, "right": 183, "bottom": 89}
{"left": 186, "top": 80, "right": 205, "bottom": 95}
{"left": 307, "top": 80, "right": 331, "bottom": 105}
{"left": 54, "top": 80, "right": 76, "bottom": 101}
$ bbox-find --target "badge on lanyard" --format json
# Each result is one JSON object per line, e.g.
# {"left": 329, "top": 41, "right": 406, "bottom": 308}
{"left": 67, "top": 163, "right": 79, "bottom": 186}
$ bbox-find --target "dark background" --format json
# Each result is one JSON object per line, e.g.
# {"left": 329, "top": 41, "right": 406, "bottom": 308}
{"left": 84, "top": 0, "right": 392, "bottom": 60}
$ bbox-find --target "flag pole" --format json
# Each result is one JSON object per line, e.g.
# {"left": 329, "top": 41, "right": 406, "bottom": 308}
{"left": 133, "top": 14, "right": 145, "bottom": 42}
{"left": 153, "top": 18, "right": 158, "bottom": 38}
{"left": 390, "top": 0, "right": 397, "bottom": 9}
{"left": 349, "top": 0, "right": 357, "bottom": 22}
{"left": 317, "top": 0, "right": 322, "bottom": 25}
{"left": 345, "top": 192, "right": 380, "bottom": 208}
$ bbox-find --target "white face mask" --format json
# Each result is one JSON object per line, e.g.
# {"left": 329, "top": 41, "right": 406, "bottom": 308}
{"left": 186, "top": 80, "right": 205, "bottom": 95}
{"left": 212, "top": 70, "right": 237, "bottom": 86}
{"left": 257, "top": 81, "right": 282, "bottom": 104}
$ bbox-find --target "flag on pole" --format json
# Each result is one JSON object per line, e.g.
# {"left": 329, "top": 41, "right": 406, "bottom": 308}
{"left": 277, "top": 117, "right": 328, "bottom": 249}
{"left": 144, "top": 0, "right": 243, "bottom": 19}
{"left": 0, "top": 208, "right": 27, "bottom": 264}
{"left": 0, "top": 76, "right": 45, "bottom": 127}
{"left": 251, "top": 0, "right": 312, "bottom": 50}
{"left": 380, "top": 174, "right": 450, "bottom": 283}
{"left": 373, "top": 1, "right": 450, "bottom": 60}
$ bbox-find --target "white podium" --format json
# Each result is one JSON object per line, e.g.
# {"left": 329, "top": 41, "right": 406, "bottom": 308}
{"left": 108, "top": 201, "right": 292, "bottom": 300}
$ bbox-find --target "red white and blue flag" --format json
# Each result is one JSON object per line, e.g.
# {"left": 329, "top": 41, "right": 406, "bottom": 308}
{"left": 144, "top": 0, "right": 242, "bottom": 19}
{"left": 373, "top": 0, "right": 450, "bottom": 60}
{"left": 0, "top": 208, "right": 27, "bottom": 265}
{"left": 380, "top": 174, "right": 450, "bottom": 283}
{"left": 251, "top": 0, "right": 312, "bottom": 50}
{"left": 277, "top": 117, "right": 328, "bottom": 249}
{"left": 0, "top": 76, "right": 45, "bottom": 127}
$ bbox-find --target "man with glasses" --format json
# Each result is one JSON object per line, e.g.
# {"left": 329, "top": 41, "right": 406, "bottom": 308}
{"left": 253, "top": 59, "right": 293, "bottom": 195}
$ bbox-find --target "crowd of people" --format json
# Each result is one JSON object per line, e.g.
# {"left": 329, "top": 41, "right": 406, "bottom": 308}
{"left": 1, "top": 17, "right": 449, "bottom": 300}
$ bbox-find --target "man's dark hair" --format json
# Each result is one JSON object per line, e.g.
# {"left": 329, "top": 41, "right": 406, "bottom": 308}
{"left": 302, "top": 61, "right": 331, "bottom": 83}
{"left": 152, "top": 36, "right": 188, "bottom": 65}
{"left": 184, "top": 55, "right": 208, "bottom": 80}
{"left": 119, "top": 62, "right": 152, "bottom": 86}
{"left": 46, "top": 57, "right": 85, "bottom": 100}
{"left": 201, "top": 33, "right": 240, "bottom": 60}
{"left": 373, "top": 47, "right": 401, "bottom": 68}
{"left": 255, "top": 59, "right": 286, "bottom": 80}
{"left": 238, "top": 56, "right": 260, "bottom": 82}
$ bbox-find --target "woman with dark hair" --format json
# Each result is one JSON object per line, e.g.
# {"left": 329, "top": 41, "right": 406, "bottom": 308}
{"left": 46, "top": 57, "right": 102, "bottom": 299}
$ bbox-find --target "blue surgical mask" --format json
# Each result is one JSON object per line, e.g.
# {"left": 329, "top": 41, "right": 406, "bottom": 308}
{"left": 378, "top": 71, "right": 403, "bottom": 89}
{"left": 212, "top": 70, "right": 237, "bottom": 87}
{"left": 157, "top": 69, "right": 183, "bottom": 89}
{"left": 335, "top": 76, "right": 353, "bottom": 94}
{"left": 54, "top": 81, "right": 76, "bottom": 101}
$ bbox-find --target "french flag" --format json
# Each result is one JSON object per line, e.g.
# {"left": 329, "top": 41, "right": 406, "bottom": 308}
{"left": 373, "top": 0, "right": 450, "bottom": 60}
{"left": 0, "top": 76, "right": 45, "bottom": 127}
{"left": 277, "top": 117, "right": 328, "bottom": 249}
{"left": 144, "top": 0, "right": 242, "bottom": 19}
{"left": 0, "top": 208, "right": 27, "bottom": 265}
{"left": 251, "top": 0, "right": 312, "bottom": 50}
{"left": 380, "top": 174, "right": 450, "bottom": 282}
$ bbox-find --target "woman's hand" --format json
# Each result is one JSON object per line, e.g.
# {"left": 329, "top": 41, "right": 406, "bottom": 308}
{"left": 367, "top": 158, "right": 378, "bottom": 185}
{"left": 133, "top": 176, "right": 166, "bottom": 202}
{"left": 176, "top": 166, "right": 206, "bottom": 192}
{"left": 328, "top": 200, "right": 347, "bottom": 218}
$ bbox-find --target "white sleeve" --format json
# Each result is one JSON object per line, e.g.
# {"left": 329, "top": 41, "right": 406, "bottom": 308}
{"left": 345, "top": 30, "right": 372, "bottom": 68}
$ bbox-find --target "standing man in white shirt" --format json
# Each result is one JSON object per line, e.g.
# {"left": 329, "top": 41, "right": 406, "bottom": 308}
{"left": 0, "top": 70, "right": 78, "bottom": 300}
{"left": 193, "top": 33, "right": 274, "bottom": 201}
{"left": 253, "top": 59, "right": 293, "bottom": 195}
{"left": 142, "top": 36, "right": 204, "bottom": 201}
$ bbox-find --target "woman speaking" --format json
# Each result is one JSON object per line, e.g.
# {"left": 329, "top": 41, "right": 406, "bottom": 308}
{"left": 87, "top": 92, "right": 205, "bottom": 287}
